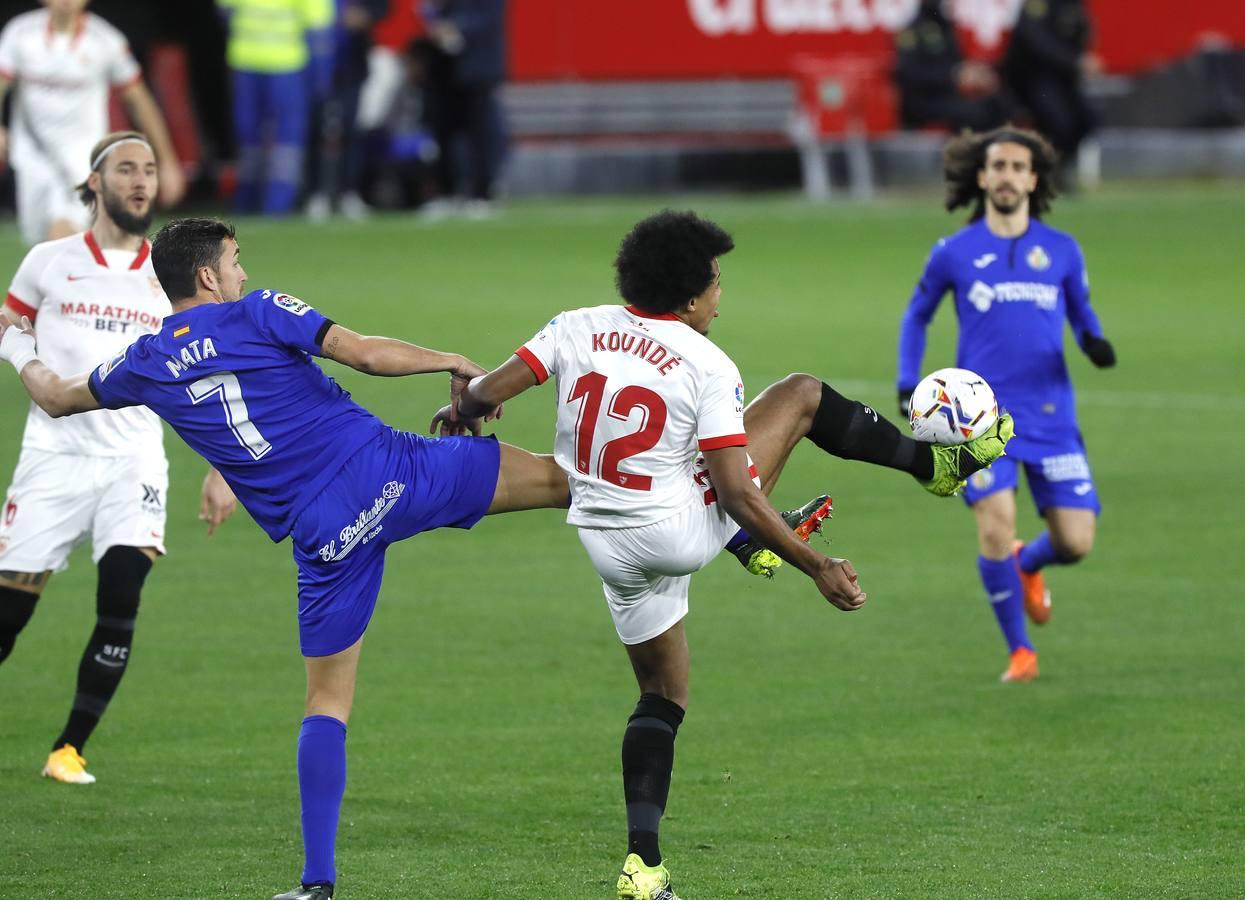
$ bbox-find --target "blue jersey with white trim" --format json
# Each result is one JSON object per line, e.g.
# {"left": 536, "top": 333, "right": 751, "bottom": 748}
{"left": 896, "top": 218, "right": 1105, "bottom": 452}
{"left": 88, "top": 289, "right": 384, "bottom": 541}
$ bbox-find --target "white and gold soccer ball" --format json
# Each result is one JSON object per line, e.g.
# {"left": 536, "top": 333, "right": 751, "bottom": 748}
{"left": 908, "top": 367, "right": 999, "bottom": 444}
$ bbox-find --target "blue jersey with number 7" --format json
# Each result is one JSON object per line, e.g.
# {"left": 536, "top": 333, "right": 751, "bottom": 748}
{"left": 88, "top": 289, "right": 385, "bottom": 541}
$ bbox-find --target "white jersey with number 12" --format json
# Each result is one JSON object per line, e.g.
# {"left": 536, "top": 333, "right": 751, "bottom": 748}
{"left": 517, "top": 304, "right": 748, "bottom": 528}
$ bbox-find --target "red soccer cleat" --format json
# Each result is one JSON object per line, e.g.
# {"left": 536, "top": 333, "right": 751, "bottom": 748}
{"left": 1014, "top": 540, "right": 1051, "bottom": 625}
{"left": 1000, "top": 647, "right": 1039, "bottom": 683}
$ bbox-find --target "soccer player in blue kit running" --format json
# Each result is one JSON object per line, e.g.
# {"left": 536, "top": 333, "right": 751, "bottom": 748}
{"left": 896, "top": 127, "right": 1117, "bottom": 683}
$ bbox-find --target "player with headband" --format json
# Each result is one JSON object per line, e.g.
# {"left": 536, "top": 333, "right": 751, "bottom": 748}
{"left": 0, "top": 130, "right": 233, "bottom": 785}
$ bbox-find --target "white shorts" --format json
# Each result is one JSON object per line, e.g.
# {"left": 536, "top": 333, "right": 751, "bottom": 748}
{"left": 577, "top": 501, "right": 740, "bottom": 646}
{"left": 0, "top": 448, "right": 168, "bottom": 573}
{"left": 14, "top": 156, "right": 90, "bottom": 246}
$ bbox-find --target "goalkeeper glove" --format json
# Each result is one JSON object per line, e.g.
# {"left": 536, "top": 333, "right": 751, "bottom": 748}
{"left": 1082, "top": 334, "right": 1116, "bottom": 368}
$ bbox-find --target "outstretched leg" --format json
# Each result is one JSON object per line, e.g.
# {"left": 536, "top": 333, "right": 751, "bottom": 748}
{"left": 486, "top": 443, "right": 570, "bottom": 514}
{"left": 745, "top": 374, "right": 1010, "bottom": 497}
{"left": 745, "top": 374, "right": 934, "bottom": 491}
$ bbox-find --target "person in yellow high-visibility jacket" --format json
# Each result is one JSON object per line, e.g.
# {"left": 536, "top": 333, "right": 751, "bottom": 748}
{"left": 218, "top": 0, "right": 334, "bottom": 214}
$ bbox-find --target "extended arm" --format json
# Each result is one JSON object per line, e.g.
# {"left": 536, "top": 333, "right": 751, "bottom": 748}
{"left": 704, "top": 446, "right": 865, "bottom": 611}
{"left": 199, "top": 468, "right": 237, "bottom": 536}
{"left": 119, "top": 81, "right": 186, "bottom": 206}
{"left": 318, "top": 323, "right": 476, "bottom": 378}
{"left": 0, "top": 318, "right": 100, "bottom": 417}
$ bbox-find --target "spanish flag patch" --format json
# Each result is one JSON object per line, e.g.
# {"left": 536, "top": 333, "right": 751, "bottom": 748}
{"left": 173, "top": 325, "right": 190, "bottom": 338}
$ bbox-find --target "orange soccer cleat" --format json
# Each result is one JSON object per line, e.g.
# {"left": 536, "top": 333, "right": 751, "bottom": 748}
{"left": 1000, "top": 647, "right": 1039, "bottom": 683}
{"left": 1014, "top": 540, "right": 1051, "bottom": 625}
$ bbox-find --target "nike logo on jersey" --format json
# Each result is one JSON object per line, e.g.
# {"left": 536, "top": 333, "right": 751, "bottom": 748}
{"left": 973, "top": 253, "right": 997, "bottom": 269}
{"left": 67, "top": 274, "right": 93, "bottom": 281}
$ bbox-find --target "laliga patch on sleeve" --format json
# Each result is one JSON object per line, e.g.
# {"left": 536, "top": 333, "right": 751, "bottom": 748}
{"left": 97, "top": 348, "right": 127, "bottom": 382}
{"left": 273, "top": 293, "right": 312, "bottom": 316}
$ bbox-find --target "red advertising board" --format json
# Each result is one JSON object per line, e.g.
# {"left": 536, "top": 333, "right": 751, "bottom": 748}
{"left": 505, "top": 0, "right": 1245, "bottom": 81}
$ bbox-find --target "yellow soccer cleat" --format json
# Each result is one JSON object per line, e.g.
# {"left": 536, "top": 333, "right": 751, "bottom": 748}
{"left": 732, "top": 494, "right": 834, "bottom": 579}
{"left": 42, "top": 744, "right": 96, "bottom": 785}
{"left": 923, "top": 413, "right": 1015, "bottom": 497}
{"left": 617, "top": 853, "right": 683, "bottom": 900}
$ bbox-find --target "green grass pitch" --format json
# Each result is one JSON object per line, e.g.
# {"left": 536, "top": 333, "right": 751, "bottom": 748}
{"left": 1, "top": 184, "right": 1242, "bottom": 898}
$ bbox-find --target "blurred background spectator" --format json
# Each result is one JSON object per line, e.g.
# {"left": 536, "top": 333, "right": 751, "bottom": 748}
{"left": 218, "top": 0, "right": 333, "bottom": 215}
{"left": 420, "top": 0, "right": 507, "bottom": 218}
{"left": 893, "top": 0, "right": 1011, "bottom": 134}
{"left": 304, "top": 0, "right": 388, "bottom": 222}
{"left": 1002, "top": 0, "right": 1100, "bottom": 182}
{"left": 0, "top": 0, "right": 1242, "bottom": 214}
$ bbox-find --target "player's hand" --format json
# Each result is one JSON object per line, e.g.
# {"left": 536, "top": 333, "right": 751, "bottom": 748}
{"left": 157, "top": 159, "right": 187, "bottom": 208}
{"left": 199, "top": 468, "right": 237, "bottom": 536}
{"left": 450, "top": 359, "right": 503, "bottom": 423}
{"left": 0, "top": 126, "right": 8, "bottom": 167}
{"left": 429, "top": 403, "right": 482, "bottom": 437}
{"left": 897, "top": 386, "right": 915, "bottom": 419}
{"left": 812, "top": 557, "right": 866, "bottom": 611}
{"left": 1082, "top": 335, "right": 1116, "bottom": 368}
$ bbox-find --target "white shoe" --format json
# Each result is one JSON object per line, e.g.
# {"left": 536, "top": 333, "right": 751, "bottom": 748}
{"left": 462, "top": 199, "right": 498, "bottom": 220}
{"left": 339, "top": 191, "right": 370, "bottom": 222}
{"left": 305, "top": 193, "right": 331, "bottom": 223}
{"left": 417, "top": 197, "right": 458, "bottom": 221}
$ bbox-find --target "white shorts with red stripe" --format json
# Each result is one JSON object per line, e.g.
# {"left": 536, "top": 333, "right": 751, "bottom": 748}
{"left": 0, "top": 447, "right": 168, "bottom": 573}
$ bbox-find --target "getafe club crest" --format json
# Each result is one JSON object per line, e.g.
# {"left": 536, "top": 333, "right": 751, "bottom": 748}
{"left": 1026, "top": 245, "right": 1051, "bottom": 271}
{"left": 970, "top": 469, "right": 995, "bottom": 491}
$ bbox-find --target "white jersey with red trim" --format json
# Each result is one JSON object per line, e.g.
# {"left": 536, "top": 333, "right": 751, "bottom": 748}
{"left": 518, "top": 304, "right": 748, "bottom": 528}
{"left": 5, "top": 232, "right": 169, "bottom": 456}
{"left": 0, "top": 10, "right": 141, "bottom": 183}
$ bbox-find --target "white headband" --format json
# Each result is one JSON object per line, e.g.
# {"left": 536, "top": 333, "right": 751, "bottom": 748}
{"left": 90, "top": 137, "right": 153, "bottom": 172}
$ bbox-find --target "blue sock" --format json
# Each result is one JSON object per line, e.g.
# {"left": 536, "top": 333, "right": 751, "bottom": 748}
{"left": 977, "top": 556, "right": 1032, "bottom": 653}
{"left": 1018, "top": 531, "right": 1059, "bottom": 574}
{"left": 725, "top": 529, "right": 751, "bottom": 552}
{"left": 298, "top": 715, "right": 347, "bottom": 886}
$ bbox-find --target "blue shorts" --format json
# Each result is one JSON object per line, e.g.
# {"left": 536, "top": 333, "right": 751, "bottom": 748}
{"left": 964, "top": 438, "right": 1101, "bottom": 516}
{"left": 289, "top": 428, "right": 500, "bottom": 657}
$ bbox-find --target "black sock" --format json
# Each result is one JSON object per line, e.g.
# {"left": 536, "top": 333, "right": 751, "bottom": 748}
{"left": 0, "top": 586, "right": 40, "bottom": 665}
{"left": 622, "top": 693, "right": 685, "bottom": 867}
{"left": 807, "top": 382, "right": 934, "bottom": 481}
{"left": 55, "top": 620, "right": 135, "bottom": 752}
{"left": 54, "top": 548, "right": 150, "bottom": 752}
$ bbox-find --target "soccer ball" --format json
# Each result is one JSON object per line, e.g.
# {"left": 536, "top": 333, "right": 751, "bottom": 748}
{"left": 908, "top": 367, "right": 999, "bottom": 444}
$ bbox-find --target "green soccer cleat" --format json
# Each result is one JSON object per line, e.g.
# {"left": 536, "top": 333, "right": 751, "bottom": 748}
{"left": 922, "top": 413, "right": 1015, "bottom": 497}
{"left": 617, "top": 853, "right": 683, "bottom": 900}
{"left": 731, "top": 494, "right": 834, "bottom": 578}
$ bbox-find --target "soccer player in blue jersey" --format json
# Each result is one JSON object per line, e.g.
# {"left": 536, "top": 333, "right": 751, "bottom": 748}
{"left": 896, "top": 127, "right": 1117, "bottom": 683}
{"left": 0, "top": 216, "right": 573, "bottom": 900}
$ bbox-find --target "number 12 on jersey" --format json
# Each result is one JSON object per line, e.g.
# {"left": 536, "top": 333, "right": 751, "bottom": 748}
{"left": 568, "top": 371, "right": 667, "bottom": 491}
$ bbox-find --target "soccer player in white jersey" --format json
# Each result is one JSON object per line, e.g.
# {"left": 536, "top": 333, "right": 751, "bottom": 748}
{"left": 0, "top": 0, "right": 186, "bottom": 245}
{"left": 449, "top": 210, "right": 1013, "bottom": 900}
{"left": 0, "top": 131, "right": 234, "bottom": 785}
